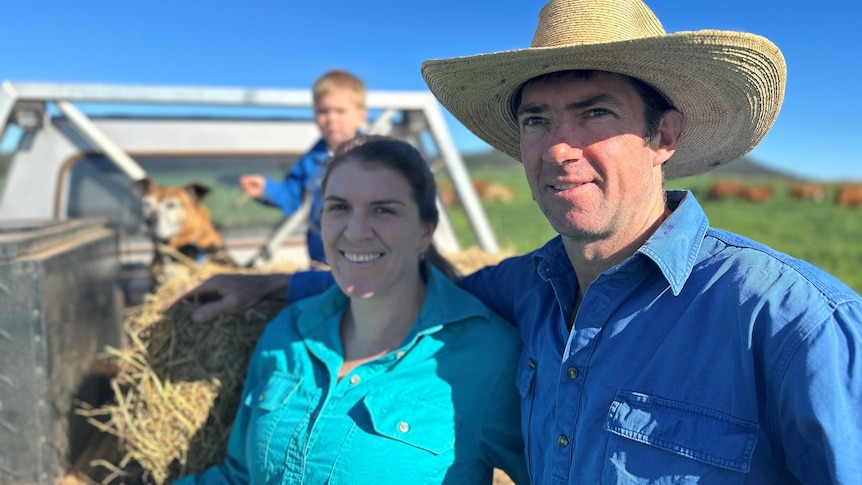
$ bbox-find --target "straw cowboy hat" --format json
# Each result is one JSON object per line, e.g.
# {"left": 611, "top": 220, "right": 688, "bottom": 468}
{"left": 421, "top": 0, "right": 786, "bottom": 179}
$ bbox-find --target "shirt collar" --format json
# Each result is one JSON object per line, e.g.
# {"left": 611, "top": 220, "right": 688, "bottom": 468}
{"left": 418, "top": 266, "right": 491, "bottom": 330}
{"left": 293, "top": 265, "right": 489, "bottom": 340}
{"left": 529, "top": 190, "right": 708, "bottom": 296}
{"left": 637, "top": 190, "right": 708, "bottom": 295}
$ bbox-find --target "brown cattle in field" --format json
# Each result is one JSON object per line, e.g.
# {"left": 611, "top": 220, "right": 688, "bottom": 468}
{"left": 471, "top": 178, "right": 488, "bottom": 197}
{"left": 705, "top": 180, "right": 743, "bottom": 200}
{"left": 836, "top": 184, "right": 862, "bottom": 207}
{"left": 437, "top": 178, "right": 517, "bottom": 206}
{"left": 789, "top": 183, "right": 827, "bottom": 202}
{"left": 737, "top": 185, "right": 775, "bottom": 203}
{"left": 437, "top": 179, "right": 457, "bottom": 208}
{"left": 480, "top": 182, "right": 517, "bottom": 203}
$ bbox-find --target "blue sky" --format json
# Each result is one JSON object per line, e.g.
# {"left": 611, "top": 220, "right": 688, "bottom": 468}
{"left": 1, "top": 1, "right": 859, "bottom": 181}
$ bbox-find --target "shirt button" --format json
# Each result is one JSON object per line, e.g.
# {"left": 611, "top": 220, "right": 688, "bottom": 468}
{"left": 566, "top": 367, "right": 579, "bottom": 379}
{"left": 395, "top": 351, "right": 405, "bottom": 359}
{"left": 259, "top": 391, "right": 267, "bottom": 400}
{"left": 398, "top": 422, "right": 410, "bottom": 433}
{"left": 557, "top": 435, "right": 569, "bottom": 447}
{"left": 349, "top": 374, "right": 361, "bottom": 385}
{"left": 528, "top": 358, "right": 537, "bottom": 370}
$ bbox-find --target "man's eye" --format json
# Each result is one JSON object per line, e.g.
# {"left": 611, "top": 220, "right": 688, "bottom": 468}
{"left": 520, "top": 116, "right": 547, "bottom": 127}
{"left": 326, "top": 204, "right": 347, "bottom": 212}
{"left": 587, "top": 108, "right": 609, "bottom": 118}
{"left": 374, "top": 207, "right": 395, "bottom": 215}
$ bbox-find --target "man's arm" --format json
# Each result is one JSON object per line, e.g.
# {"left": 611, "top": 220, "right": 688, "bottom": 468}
{"left": 185, "top": 273, "right": 290, "bottom": 324}
{"left": 777, "top": 301, "right": 862, "bottom": 483}
{"left": 184, "top": 270, "right": 335, "bottom": 324}
{"left": 184, "top": 252, "right": 528, "bottom": 326}
{"left": 457, "top": 254, "right": 535, "bottom": 328}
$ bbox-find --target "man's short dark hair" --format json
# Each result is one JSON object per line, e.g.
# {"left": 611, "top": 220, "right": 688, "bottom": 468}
{"left": 513, "top": 70, "right": 674, "bottom": 143}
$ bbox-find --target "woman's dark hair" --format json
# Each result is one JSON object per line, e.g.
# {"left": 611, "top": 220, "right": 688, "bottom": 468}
{"left": 322, "top": 135, "right": 460, "bottom": 281}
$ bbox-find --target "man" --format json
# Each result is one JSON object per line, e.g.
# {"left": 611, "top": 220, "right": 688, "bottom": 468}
{"left": 188, "top": 0, "right": 862, "bottom": 482}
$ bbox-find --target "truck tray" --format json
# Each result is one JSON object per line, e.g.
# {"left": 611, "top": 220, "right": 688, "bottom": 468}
{"left": 0, "top": 218, "right": 122, "bottom": 485}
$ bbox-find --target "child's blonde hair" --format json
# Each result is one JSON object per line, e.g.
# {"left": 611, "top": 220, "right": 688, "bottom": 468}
{"left": 312, "top": 70, "right": 366, "bottom": 108}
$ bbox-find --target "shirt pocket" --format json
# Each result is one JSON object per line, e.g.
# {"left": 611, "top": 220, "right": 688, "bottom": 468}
{"left": 603, "top": 390, "right": 759, "bottom": 483}
{"left": 241, "top": 373, "right": 304, "bottom": 477}
{"left": 363, "top": 390, "right": 460, "bottom": 456}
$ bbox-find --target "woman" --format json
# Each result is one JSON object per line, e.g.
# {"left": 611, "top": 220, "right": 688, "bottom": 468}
{"left": 177, "top": 136, "right": 527, "bottom": 484}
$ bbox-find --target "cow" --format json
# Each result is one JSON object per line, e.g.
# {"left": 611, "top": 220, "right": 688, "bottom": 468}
{"left": 789, "top": 184, "right": 827, "bottom": 202}
{"left": 737, "top": 185, "right": 775, "bottom": 203}
{"left": 437, "top": 179, "right": 457, "bottom": 208}
{"left": 704, "top": 180, "right": 744, "bottom": 200}
{"left": 479, "top": 182, "right": 517, "bottom": 203}
{"left": 836, "top": 184, "right": 862, "bottom": 208}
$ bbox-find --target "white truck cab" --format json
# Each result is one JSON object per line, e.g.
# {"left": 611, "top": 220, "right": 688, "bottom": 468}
{"left": 0, "top": 81, "right": 498, "bottom": 305}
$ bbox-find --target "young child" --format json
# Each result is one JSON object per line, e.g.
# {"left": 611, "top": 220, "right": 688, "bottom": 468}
{"left": 240, "top": 69, "right": 367, "bottom": 264}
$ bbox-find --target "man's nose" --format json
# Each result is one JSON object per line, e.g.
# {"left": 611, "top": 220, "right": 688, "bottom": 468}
{"left": 543, "top": 140, "right": 583, "bottom": 165}
{"left": 542, "top": 121, "right": 583, "bottom": 164}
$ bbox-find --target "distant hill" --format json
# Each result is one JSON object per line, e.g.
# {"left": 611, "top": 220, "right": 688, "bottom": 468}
{"left": 708, "top": 156, "right": 800, "bottom": 181}
{"left": 461, "top": 150, "right": 521, "bottom": 170}
{"left": 462, "top": 149, "right": 800, "bottom": 181}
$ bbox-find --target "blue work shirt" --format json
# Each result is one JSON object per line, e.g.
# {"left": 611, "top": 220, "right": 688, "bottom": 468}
{"left": 260, "top": 139, "right": 329, "bottom": 264}
{"left": 178, "top": 267, "right": 527, "bottom": 484}
{"left": 291, "top": 190, "right": 862, "bottom": 484}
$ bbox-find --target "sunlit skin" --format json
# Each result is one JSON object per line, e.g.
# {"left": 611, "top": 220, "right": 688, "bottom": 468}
{"left": 322, "top": 160, "right": 435, "bottom": 374}
{"left": 322, "top": 160, "right": 434, "bottom": 302}
{"left": 315, "top": 91, "right": 367, "bottom": 152}
{"left": 517, "top": 71, "right": 683, "bottom": 291}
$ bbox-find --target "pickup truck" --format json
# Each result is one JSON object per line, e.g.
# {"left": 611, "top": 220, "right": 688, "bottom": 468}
{"left": 0, "top": 80, "right": 497, "bottom": 484}
{"left": 0, "top": 81, "right": 499, "bottom": 304}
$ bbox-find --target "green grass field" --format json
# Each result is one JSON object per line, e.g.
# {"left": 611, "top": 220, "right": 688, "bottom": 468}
{"left": 443, "top": 168, "right": 862, "bottom": 294}
{"left": 1, "top": 157, "right": 859, "bottom": 293}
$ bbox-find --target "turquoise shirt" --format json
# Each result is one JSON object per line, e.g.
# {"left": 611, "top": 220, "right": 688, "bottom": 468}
{"left": 177, "top": 267, "right": 527, "bottom": 484}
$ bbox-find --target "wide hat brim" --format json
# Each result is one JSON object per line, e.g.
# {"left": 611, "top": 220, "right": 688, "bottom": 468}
{"left": 422, "top": 30, "right": 786, "bottom": 179}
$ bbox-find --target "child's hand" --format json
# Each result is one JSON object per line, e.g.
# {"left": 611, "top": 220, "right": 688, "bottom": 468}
{"left": 239, "top": 174, "right": 266, "bottom": 198}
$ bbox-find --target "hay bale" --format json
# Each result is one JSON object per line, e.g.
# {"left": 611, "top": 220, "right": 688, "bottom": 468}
{"left": 79, "top": 248, "right": 511, "bottom": 484}
{"left": 78, "top": 261, "right": 291, "bottom": 484}
{"left": 444, "top": 246, "right": 514, "bottom": 275}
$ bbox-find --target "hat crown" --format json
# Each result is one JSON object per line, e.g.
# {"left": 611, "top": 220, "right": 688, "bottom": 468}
{"left": 531, "top": 0, "right": 666, "bottom": 48}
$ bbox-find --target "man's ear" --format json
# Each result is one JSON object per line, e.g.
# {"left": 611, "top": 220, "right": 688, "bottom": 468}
{"left": 654, "top": 109, "right": 684, "bottom": 168}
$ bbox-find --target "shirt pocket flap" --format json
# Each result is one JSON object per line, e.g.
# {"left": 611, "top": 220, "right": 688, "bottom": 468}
{"left": 363, "top": 390, "right": 459, "bottom": 455}
{"left": 605, "top": 390, "right": 759, "bottom": 472}
{"left": 243, "top": 373, "right": 302, "bottom": 411}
